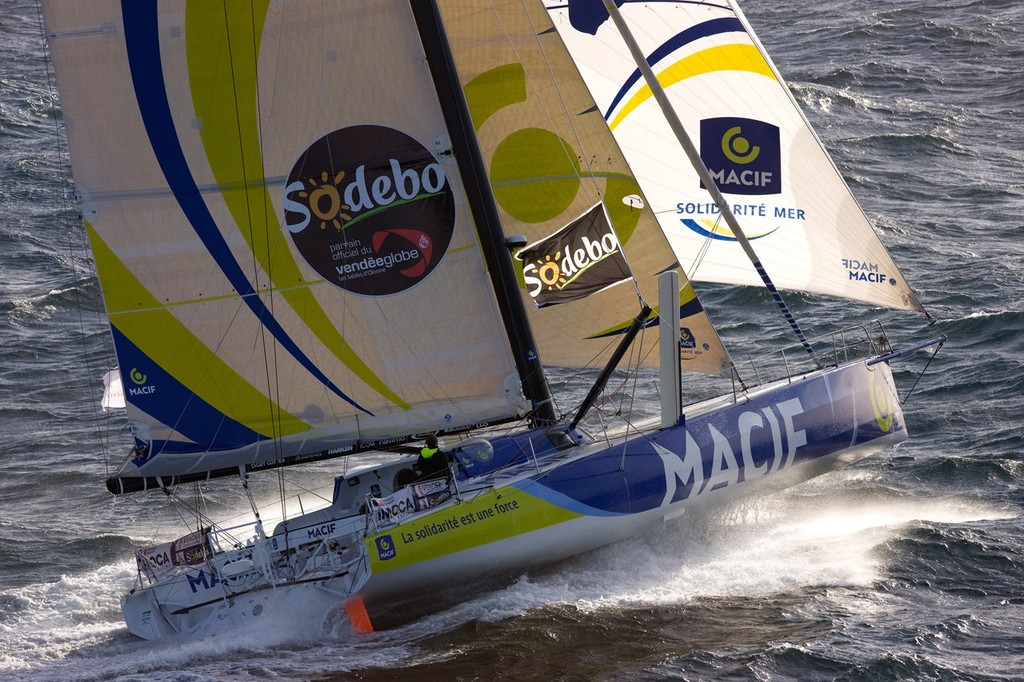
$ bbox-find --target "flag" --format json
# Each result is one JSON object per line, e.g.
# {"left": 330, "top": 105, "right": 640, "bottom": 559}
{"left": 101, "top": 368, "right": 125, "bottom": 411}
{"left": 516, "top": 202, "right": 633, "bottom": 307}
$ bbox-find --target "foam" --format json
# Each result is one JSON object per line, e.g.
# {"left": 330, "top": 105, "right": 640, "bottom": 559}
{"left": 2, "top": 477, "right": 1013, "bottom": 680}
{"left": 431, "top": 483, "right": 1016, "bottom": 621}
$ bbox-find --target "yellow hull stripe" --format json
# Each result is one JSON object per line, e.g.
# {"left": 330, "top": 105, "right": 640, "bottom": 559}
{"left": 367, "top": 485, "right": 581, "bottom": 573}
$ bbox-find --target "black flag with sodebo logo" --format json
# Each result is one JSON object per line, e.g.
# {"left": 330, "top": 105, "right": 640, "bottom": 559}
{"left": 516, "top": 203, "right": 633, "bottom": 308}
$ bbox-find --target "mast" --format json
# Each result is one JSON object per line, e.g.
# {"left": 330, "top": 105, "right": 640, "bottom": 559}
{"left": 410, "top": 0, "right": 558, "bottom": 424}
{"left": 600, "top": 0, "right": 819, "bottom": 365}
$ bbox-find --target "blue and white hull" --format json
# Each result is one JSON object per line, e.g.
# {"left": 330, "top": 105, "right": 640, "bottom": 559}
{"left": 357, "top": 357, "right": 904, "bottom": 602}
{"left": 123, "top": 357, "right": 905, "bottom": 639}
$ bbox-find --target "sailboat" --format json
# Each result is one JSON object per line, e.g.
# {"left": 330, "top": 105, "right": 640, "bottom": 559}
{"left": 40, "top": 0, "right": 944, "bottom": 640}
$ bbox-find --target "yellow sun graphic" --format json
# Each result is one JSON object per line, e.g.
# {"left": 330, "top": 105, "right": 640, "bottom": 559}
{"left": 533, "top": 250, "right": 567, "bottom": 291}
{"left": 294, "top": 170, "right": 353, "bottom": 230}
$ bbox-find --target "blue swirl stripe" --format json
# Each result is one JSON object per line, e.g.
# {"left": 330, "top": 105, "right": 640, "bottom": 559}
{"left": 120, "top": 2, "right": 371, "bottom": 416}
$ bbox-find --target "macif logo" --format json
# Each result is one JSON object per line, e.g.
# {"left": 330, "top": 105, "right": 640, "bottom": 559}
{"left": 679, "top": 327, "right": 696, "bottom": 350}
{"left": 127, "top": 367, "right": 156, "bottom": 397}
{"left": 700, "top": 117, "right": 781, "bottom": 196}
{"left": 375, "top": 534, "right": 397, "bottom": 561}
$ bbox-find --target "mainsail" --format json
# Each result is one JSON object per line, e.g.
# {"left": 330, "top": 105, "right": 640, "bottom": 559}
{"left": 44, "top": 1, "right": 536, "bottom": 490}
{"left": 545, "top": 0, "right": 925, "bottom": 313}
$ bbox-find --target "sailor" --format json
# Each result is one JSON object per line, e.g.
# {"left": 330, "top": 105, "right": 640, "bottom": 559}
{"left": 415, "top": 435, "right": 451, "bottom": 481}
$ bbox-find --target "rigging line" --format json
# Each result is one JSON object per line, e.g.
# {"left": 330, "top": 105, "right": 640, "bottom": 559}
{"left": 218, "top": 1, "right": 286, "bottom": 461}
{"left": 547, "top": 330, "right": 626, "bottom": 416}
{"left": 504, "top": 0, "right": 603, "bottom": 205}
{"left": 580, "top": 325, "right": 647, "bottom": 430}
{"left": 359, "top": 290, "right": 463, "bottom": 411}
{"left": 37, "top": 5, "right": 119, "bottom": 478}
{"left": 149, "top": 5, "right": 276, "bottom": 461}
{"left": 157, "top": 282, "right": 256, "bottom": 453}
{"left": 621, "top": 318, "right": 645, "bottom": 427}
{"left": 571, "top": 306, "right": 650, "bottom": 428}
{"left": 242, "top": 2, "right": 288, "bottom": 518}
{"left": 278, "top": 474, "right": 333, "bottom": 506}
{"left": 615, "top": 326, "right": 647, "bottom": 471}
{"left": 248, "top": 4, "right": 287, "bottom": 469}
{"left": 212, "top": 3, "right": 288, "bottom": 507}
{"left": 686, "top": 212, "right": 718, "bottom": 276}
{"left": 194, "top": 483, "right": 203, "bottom": 535}
{"left": 164, "top": 488, "right": 214, "bottom": 538}
{"left": 601, "top": 0, "right": 819, "bottom": 367}
{"left": 900, "top": 337, "right": 944, "bottom": 406}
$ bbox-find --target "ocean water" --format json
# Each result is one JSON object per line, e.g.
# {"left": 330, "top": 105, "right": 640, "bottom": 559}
{"left": 2, "top": 0, "right": 1023, "bottom": 680}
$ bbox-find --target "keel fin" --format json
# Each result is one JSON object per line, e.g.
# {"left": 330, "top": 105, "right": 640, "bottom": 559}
{"left": 345, "top": 597, "right": 373, "bottom": 633}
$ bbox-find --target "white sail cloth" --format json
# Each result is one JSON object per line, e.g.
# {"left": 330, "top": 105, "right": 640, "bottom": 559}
{"left": 544, "top": 0, "right": 924, "bottom": 313}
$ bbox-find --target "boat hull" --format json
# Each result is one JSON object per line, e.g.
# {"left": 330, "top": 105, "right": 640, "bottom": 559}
{"left": 358, "top": 358, "right": 904, "bottom": 603}
{"left": 123, "top": 358, "right": 905, "bottom": 638}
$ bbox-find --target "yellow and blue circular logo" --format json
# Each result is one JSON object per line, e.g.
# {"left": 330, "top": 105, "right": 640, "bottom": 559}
{"left": 868, "top": 369, "right": 894, "bottom": 433}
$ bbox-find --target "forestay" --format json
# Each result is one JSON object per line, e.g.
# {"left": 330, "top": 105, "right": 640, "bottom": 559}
{"left": 544, "top": 0, "right": 924, "bottom": 313}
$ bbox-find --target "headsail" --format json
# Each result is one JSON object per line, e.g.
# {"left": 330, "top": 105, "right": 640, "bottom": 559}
{"left": 439, "top": 0, "right": 733, "bottom": 375}
{"left": 545, "top": 0, "right": 925, "bottom": 313}
{"left": 44, "top": 1, "right": 532, "bottom": 491}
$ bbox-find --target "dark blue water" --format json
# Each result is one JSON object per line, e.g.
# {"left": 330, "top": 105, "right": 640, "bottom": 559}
{"left": 2, "top": 0, "right": 1023, "bottom": 679}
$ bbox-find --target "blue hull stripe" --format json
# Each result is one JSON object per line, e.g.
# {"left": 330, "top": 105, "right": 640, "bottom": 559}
{"left": 511, "top": 479, "right": 625, "bottom": 517}
{"left": 534, "top": 363, "right": 903, "bottom": 515}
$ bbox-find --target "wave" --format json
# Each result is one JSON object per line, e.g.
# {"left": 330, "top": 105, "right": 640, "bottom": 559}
{"left": 1, "top": 278, "right": 104, "bottom": 327}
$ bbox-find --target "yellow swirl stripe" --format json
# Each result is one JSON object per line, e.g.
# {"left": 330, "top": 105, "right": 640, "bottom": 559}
{"left": 609, "top": 44, "right": 776, "bottom": 131}
{"left": 87, "top": 222, "right": 309, "bottom": 437}
{"left": 184, "top": 2, "right": 409, "bottom": 410}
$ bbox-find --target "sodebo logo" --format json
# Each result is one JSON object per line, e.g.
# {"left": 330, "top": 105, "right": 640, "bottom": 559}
{"left": 284, "top": 159, "right": 447, "bottom": 235}
{"left": 522, "top": 231, "right": 620, "bottom": 299}
{"left": 283, "top": 125, "right": 455, "bottom": 296}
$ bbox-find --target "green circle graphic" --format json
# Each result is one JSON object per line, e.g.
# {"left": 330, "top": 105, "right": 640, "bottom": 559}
{"left": 490, "top": 128, "right": 580, "bottom": 224}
